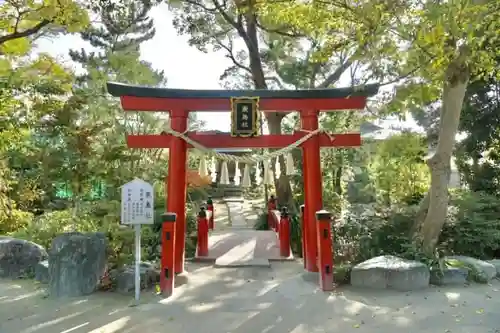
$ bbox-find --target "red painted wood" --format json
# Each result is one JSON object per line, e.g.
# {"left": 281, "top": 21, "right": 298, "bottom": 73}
{"left": 165, "top": 112, "right": 189, "bottom": 274}
{"left": 119, "top": 96, "right": 368, "bottom": 112}
{"left": 126, "top": 132, "right": 361, "bottom": 149}
{"left": 301, "top": 110, "right": 321, "bottom": 273}
{"left": 160, "top": 214, "right": 176, "bottom": 296}
{"left": 279, "top": 214, "right": 291, "bottom": 258}
{"left": 316, "top": 212, "right": 334, "bottom": 291}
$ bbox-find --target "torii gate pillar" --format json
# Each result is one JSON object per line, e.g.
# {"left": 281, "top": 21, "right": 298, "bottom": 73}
{"left": 166, "top": 109, "right": 188, "bottom": 273}
{"left": 301, "top": 110, "right": 322, "bottom": 272}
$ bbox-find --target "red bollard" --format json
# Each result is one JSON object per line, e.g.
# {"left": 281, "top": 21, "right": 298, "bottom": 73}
{"left": 267, "top": 195, "right": 277, "bottom": 230}
{"left": 300, "top": 205, "right": 307, "bottom": 269}
{"left": 316, "top": 210, "right": 334, "bottom": 291}
{"left": 279, "top": 206, "right": 291, "bottom": 258}
{"left": 207, "top": 197, "right": 214, "bottom": 230}
{"left": 160, "top": 212, "right": 176, "bottom": 296}
{"left": 197, "top": 208, "right": 209, "bottom": 257}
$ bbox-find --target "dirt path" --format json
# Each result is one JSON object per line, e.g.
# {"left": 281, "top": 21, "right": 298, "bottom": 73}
{"left": 1, "top": 262, "right": 499, "bottom": 333}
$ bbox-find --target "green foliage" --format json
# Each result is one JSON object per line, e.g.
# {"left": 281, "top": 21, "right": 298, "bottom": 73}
{"left": 336, "top": 190, "right": 500, "bottom": 267}
{"left": 335, "top": 205, "right": 427, "bottom": 264}
{"left": 368, "top": 132, "right": 430, "bottom": 205}
{"left": 289, "top": 214, "right": 302, "bottom": 257}
{"left": 0, "top": 0, "right": 89, "bottom": 54}
{"left": 0, "top": 207, "right": 33, "bottom": 235}
{"left": 455, "top": 59, "right": 500, "bottom": 195}
{"left": 440, "top": 191, "right": 500, "bottom": 259}
{"left": 254, "top": 212, "right": 270, "bottom": 231}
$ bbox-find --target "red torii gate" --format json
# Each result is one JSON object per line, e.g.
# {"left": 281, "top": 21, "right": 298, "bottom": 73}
{"left": 107, "top": 82, "right": 378, "bottom": 289}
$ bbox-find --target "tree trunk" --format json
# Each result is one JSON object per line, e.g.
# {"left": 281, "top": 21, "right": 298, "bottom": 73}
{"left": 266, "top": 113, "right": 298, "bottom": 213}
{"left": 334, "top": 166, "right": 343, "bottom": 196}
{"left": 410, "top": 192, "right": 429, "bottom": 235}
{"left": 419, "top": 55, "right": 469, "bottom": 254}
{"left": 239, "top": 11, "right": 296, "bottom": 212}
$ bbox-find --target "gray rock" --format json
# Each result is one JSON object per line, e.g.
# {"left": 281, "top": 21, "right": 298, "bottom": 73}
{"left": 35, "top": 260, "right": 49, "bottom": 283}
{"left": 487, "top": 259, "right": 500, "bottom": 277}
{"left": 446, "top": 256, "right": 496, "bottom": 283}
{"left": 351, "top": 255, "right": 430, "bottom": 291}
{"left": 0, "top": 237, "right": 47, "bottom": 278}
{"left": 429, "top": 266, "right": 468, "bottom": 286}
{"left": 112, "top": 262, "right": 160, "bottom": 293}
{"left": 48, "top": 232, "right": 107, "bottom": 297}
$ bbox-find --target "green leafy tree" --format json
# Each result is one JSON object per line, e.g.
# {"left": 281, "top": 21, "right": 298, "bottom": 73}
{"left": 0, "top": 0, "right": 89, "bottom": 228}
{"left": 455, "top": 55, "right": 500, "bottom": 195}
{"left": 167, "top": 0, "right": 388, "bottom": 211}
{"left": 368, "top": 132, "right": 429, "bottom": 205}
{"left": 0, "top": 0, "right": 89, "bottom": 54}
{"left": 259, "top": 0, "right": 500, "bottom": 252}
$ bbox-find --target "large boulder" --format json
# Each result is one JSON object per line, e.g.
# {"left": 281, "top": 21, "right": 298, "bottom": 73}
{"left": 487, "top": 259, "right": 500, "bottom": 277}
{"left": 0, "top": 237, "right": 47, "bottom": 278}
{"left": 446, "top": 256, "right": 497, "bottom": 283}
{"left": 429, "top": 266, "right": 468, "bottom": 286}
{"left": 111, "top": 261, "right": 160, "bottom": 293}
{"left": 48, "top": 232, "right": 107, "bottom": 297}
{"left": 351, "top": 255, "right": 430, "bottom": 291}
{"left": 35, "top": 260, "right": 49, "bottom": 283}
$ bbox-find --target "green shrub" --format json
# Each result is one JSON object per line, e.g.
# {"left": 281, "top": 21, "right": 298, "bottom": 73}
{"left": 334, "top": 191, "right": 500, "bottom": 267}
{"left": 440, "top": 191, "right": 500, "bottom": 259}
{"left": 254, "top": 211, "right": 270, "bottom": 230}
{"left": 289, "top": 215, "right": 302, "bottom": 257}
{"left": 9, "top": 201, "right": 160, "bottom": 269}
{"left": 334, "top": 204, "right": 426, "bottom": 264}
{"left": 9, "top": 209, "right": 99, "bottom": 249}
{"left": 0, "top": 208, "right": 34, "bottom": 234}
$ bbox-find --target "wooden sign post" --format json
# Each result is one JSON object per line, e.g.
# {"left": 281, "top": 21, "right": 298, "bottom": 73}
{"left": 121, "top": 178, "right": 154, "bottom": 302}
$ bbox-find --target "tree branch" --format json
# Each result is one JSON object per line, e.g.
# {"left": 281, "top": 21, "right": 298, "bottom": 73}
{"left": 316, "top": 39, "right": 360, "bottom": 88}
{"left": 255, "top": 21, "right": 305, "bottom": 38}
{"left": 215, "top": 38, "right": 252, "bottom": 74}
{"left": 317, "top": 56, "right": 354, "bottom": 88}
{"left": 0, "top": 19, "right": 51, "bottom": 45}
{"left": 265, "top": 76, "right": 285, "bottom": 89}
{"left": 180, "top": 0, "right": 218, "bottom": 13}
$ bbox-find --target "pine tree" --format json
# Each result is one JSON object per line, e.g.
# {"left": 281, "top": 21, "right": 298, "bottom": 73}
{"left": 70, "top": 0, "right": 155, "bottom": 64}
{"left": 42, "top": 0, "right": 168, "bottom": 204}
{"left": 69, "top": 0, "right": 164, "bottom": 86}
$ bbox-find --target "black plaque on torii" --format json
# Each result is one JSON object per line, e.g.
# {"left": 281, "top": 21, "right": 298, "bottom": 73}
{"left": 230, "top": 97, "right": 259, "bottom": 137}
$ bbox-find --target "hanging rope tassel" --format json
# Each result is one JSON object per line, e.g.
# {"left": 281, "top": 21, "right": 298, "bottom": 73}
{"left": 198, "top": 155, "right": 208, "bottom": 178}
{"left": 274, "top": 157, "right": 281, "bottom": 179}
{"left": 234, "top": 161, "right": 240, "bottom": 186}
{"left": 210, "top": 157, "right": 217, "bottom": 183}
{"left": 242, "top": 164, "right": 251, "bottom": 187}
{"left": 220, "top": 161, "right": 230, "bottom": 185}
{"left": 263, "top": 160, "right": 274, "bottom": 185}
{"left": 285, "top": 152, "right": 295, "bottom": 175}
{"left": 255, "top": 162, "right": 262, "bottom": 185}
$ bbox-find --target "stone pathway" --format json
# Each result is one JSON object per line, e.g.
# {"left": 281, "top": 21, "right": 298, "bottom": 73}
{"left": 2, "top": 263, "right": 500, "bottom": 333}
{"left": 226, "top": 202, "right": 248, "bottom": 229}
{"left": 213, "top": 201, "right": 230, "bottom": 228}
{"left": 196, "top": 200, "right": 293, "bottom": 266}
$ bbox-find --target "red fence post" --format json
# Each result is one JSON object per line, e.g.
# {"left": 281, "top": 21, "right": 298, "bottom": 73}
{"left": 160, "top": 212, "right": 176, "bottom": 297}
{"left": 279, "top": 206, "right": 291, "bottom": 258}
{"left": 316, "top": 210, "right": 334, "bottom": 291}
{"left": 197, "top": 208, "right": 209, "bottom": 257}
{"left": 267, "top": 195, "right": 277, "bottom": 230}
{"left": 207, "top": 197, "right": 214, "bottom": 230}
{"left": 300, "top": 205, "right": 307, "bottom": 269}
